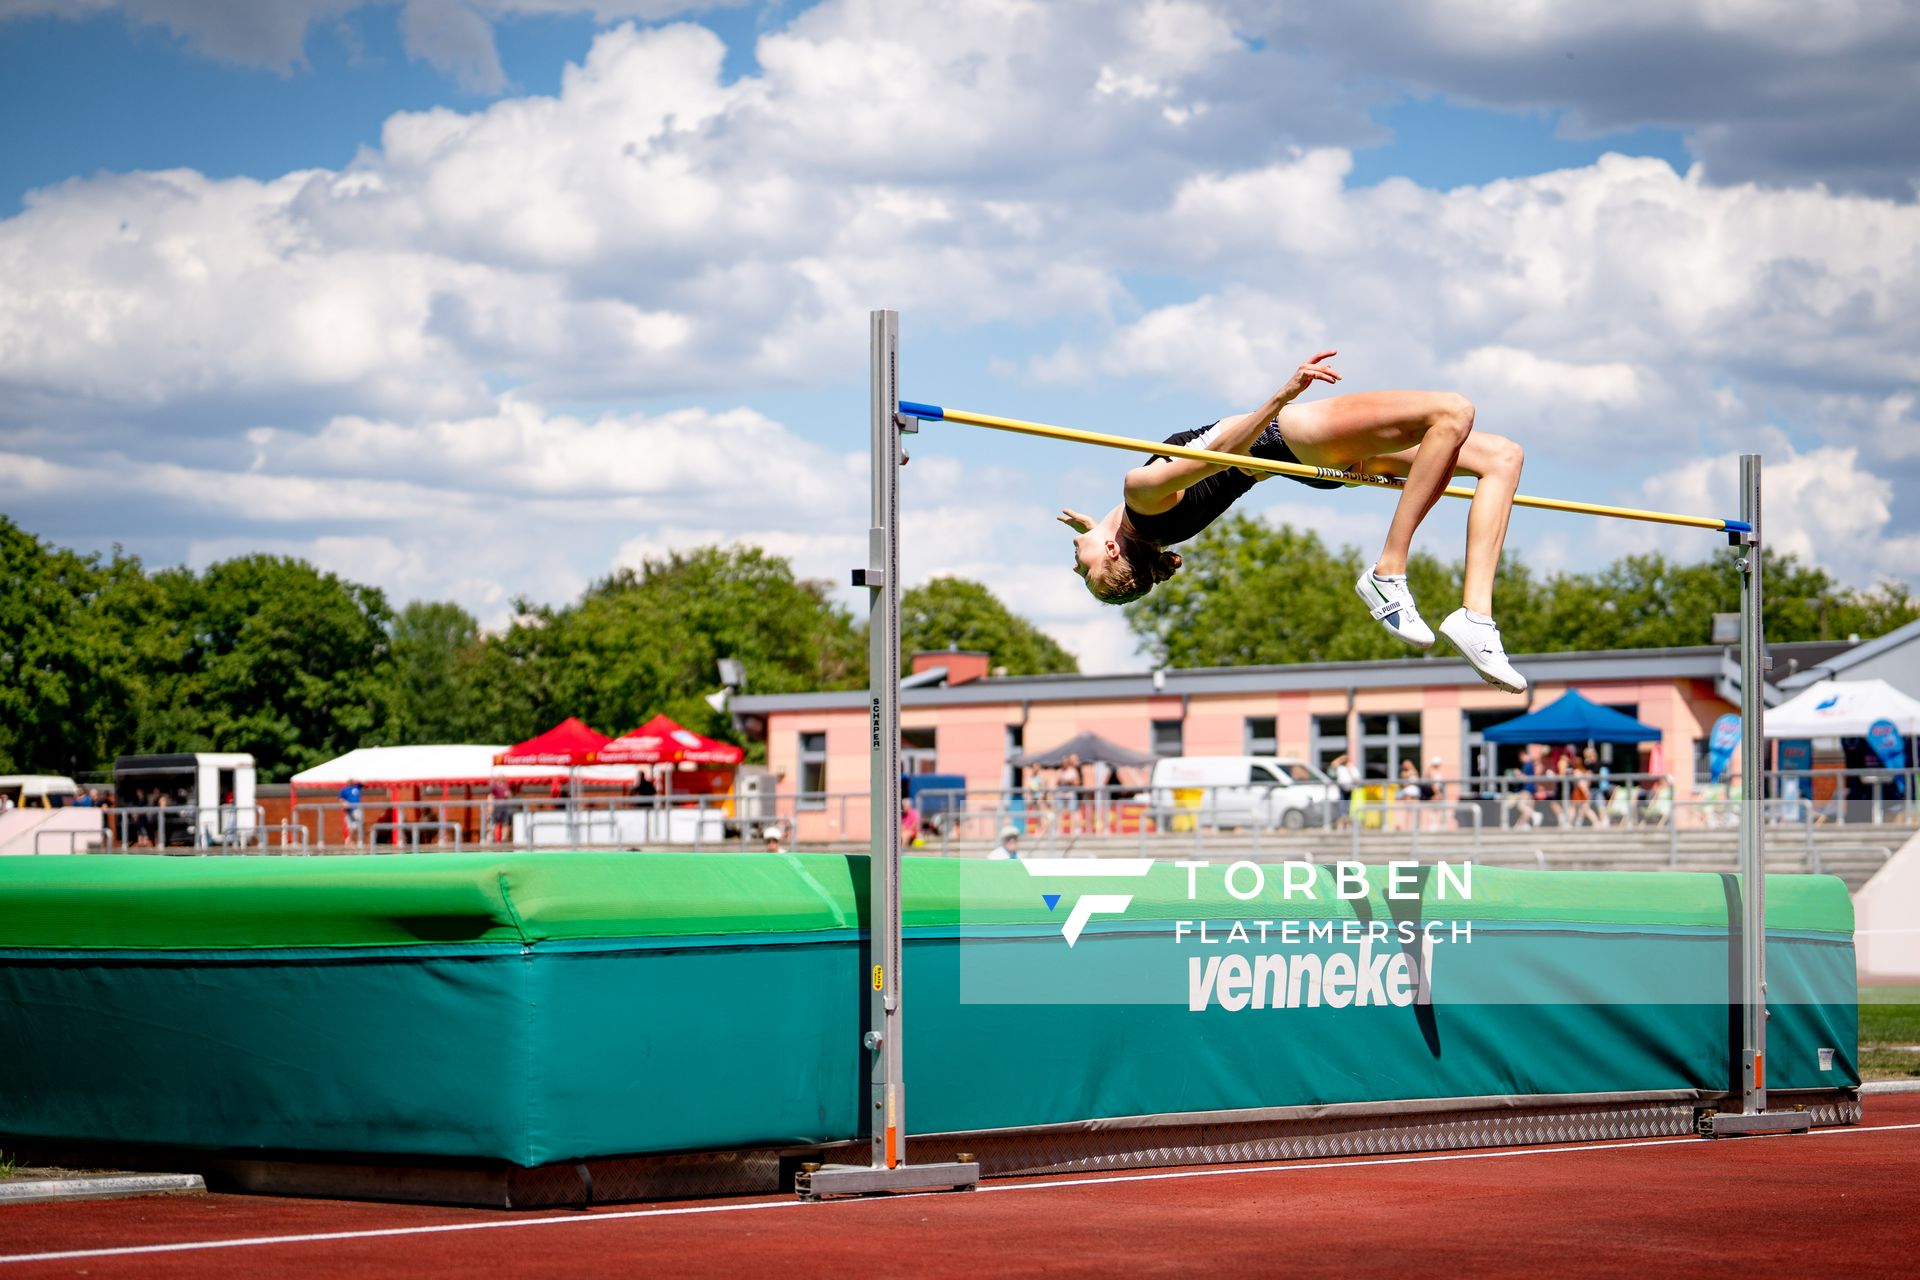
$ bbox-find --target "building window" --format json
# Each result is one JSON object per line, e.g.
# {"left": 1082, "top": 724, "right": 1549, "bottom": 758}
{"left": 902, "top": 727, "right": 937, "bottom": 775}
{"left": 1004, "top": 724, "right": 1024, "bottom": 791}
{"left": 1462, "top": 710, "right": 1517, "bottom": 787}
{"left": 1244, "top": 716, "right": 1277, "bottom": 756}
{"left": 1358, "top": 712, "right": 1421, "bottom": 782}
{"left": 1311, "top": 714, "right": 1349, "bottom": 774}
{"left": 1152, "top": 718, "right": 1184, "bottom": 757}
{"left": 798, "top": 732, "right": 827, "bottom": 810}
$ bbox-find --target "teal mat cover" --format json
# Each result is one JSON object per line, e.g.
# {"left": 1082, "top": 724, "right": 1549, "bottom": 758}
{"left": 0, "top": 854, "right": 1857, "bottom": 1164}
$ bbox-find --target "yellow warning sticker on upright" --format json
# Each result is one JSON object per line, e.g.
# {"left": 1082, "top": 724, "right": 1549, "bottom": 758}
{"left": 872, "top": 964, "right": 884, "bottom": 991}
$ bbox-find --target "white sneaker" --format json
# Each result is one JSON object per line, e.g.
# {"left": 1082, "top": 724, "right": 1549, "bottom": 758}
{"left": 1440, "top": 608, "right": 1528, "bottom": 694}
{"left": 1354, "top": 566, "right": 1434, "bottom": 647}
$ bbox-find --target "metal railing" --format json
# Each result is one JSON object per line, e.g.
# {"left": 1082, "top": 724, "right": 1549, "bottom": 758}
{"left": 32, "top": 828, "right": 110, "bottom": 854}
{"left": 96, "top": 803, "right": 266, "bottom": 850}
{"left": 55, "top": 762, "right": 1910, "bottom": 858}
{"left": 224, "top": 822, "right": 313, "bottom": 852}
{"left": 367, "top": 820, "right": 463, "bottom": 852}
{"left": 1361, "top": 766, "right": 1913, "bottom": 831}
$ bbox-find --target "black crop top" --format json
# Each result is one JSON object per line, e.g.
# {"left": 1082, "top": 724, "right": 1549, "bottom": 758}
{"left": 1122, "top": 420, "right": 1344, "bottom": 547}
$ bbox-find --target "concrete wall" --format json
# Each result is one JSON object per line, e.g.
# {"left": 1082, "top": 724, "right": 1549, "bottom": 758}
{"left": 0, "top": 808, "right": 105, "bottom": 856}
{"left": 1855, "top": 827, "right": 1920, "bottom": 980}
{"left": 764, "top": 705, "right": 870, "bottom": 843}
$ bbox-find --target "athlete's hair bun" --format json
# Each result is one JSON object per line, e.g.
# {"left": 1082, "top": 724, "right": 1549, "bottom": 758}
{"left": 1089, "top": 524, "right": 1184, "bottom": 605}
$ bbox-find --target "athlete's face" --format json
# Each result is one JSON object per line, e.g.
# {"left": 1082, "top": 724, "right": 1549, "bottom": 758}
{"left": 1074, "top": 534, "right": 1128, "bottom": 600}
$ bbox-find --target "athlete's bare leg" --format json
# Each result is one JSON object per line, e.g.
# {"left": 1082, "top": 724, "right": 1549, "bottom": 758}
{"left": 1278, "top": 391, "right": 1523, "bottom": 615}
{"left": 1343, "top": 432, "right": 1525, "bottom": 616}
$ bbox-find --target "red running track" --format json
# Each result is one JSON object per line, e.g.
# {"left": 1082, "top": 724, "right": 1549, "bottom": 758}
{"left": 5, "top": 1093, "right": 1919, "bottom": 1279}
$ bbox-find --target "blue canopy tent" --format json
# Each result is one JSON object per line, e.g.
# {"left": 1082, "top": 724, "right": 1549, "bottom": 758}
{"left": 1480, "top": 689, "right": 1663, "bottom": 745}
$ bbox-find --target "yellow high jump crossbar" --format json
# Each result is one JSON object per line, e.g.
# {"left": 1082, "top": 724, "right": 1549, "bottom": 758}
{"left": 897, "top": 401, "right": 1751, "bottom": 536}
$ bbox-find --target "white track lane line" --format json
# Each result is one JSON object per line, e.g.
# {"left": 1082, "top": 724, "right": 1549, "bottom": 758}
{"left": 5, "top": 1121, "right": 1919, "bottom": 1267}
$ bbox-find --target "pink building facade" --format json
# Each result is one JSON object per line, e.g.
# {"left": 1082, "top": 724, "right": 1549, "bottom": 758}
{"left": 736, "top": 645, "right": 1789, "bottom": 845}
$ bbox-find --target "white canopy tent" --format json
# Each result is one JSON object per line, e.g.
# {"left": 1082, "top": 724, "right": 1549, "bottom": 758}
{"left": 289, "top": 745, "right": 728, "bottom": 848}
{"left": 1763, "top": 679, "right": 1920, "bottom": 739}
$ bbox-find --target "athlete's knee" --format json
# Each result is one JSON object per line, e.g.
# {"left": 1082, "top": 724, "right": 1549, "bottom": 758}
{"left": 1429, "top": 392, "right": 1475, "bottom": 442}
{"left": 1481, "top": 433, "right": 1524, "bottom": 479}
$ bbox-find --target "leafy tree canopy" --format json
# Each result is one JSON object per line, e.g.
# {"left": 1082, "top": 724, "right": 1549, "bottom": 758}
{"left": 471, "top": 546, "right": 865, "bottom": 748}
{"left": 899, "top": 576, "right": 1079, "bottom": 675}
{"left": 128, "top": 555, "right": 395, "bottom": 778}
{"left": 1124, "top": 516, "right": 1919, "bottom": 668}
{"left": 388, "top": 600, "right": 484, "bottom": 745}
{"left": 5, "top": 512, "right": 1912, "bottom": 781}
{"left": 0, "top": 518, "right": 139, "bottom": 776}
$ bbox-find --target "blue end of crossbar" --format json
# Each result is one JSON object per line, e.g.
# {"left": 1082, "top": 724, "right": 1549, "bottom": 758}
{"left": 899, "top": 400, "right": 944, "bottom": 421}
{"left": 1723, "top": 518, "right": 1752, "bottom": 534}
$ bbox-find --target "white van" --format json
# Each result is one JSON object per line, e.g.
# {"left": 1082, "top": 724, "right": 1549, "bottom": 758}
{"left": 0, "top": 776, "right": 81, "bottom": 808}
{"left": 1149, "top": 756, "right": 1341, "bottom": 830}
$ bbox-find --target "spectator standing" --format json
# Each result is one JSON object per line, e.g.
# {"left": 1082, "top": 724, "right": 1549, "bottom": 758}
{"left": 1397, "top": 758, "right": 1423, "bottom": 831}
{"left": 487, "top": 778, "right": 513, "bottom": 844}
{"left": 1059, "top": 753, "right": 1086, "bottom": 833}
{"left": 1503, "top": 767, "right": 1537, "bottom": 828}
{"left": 339, "top": 780, "right": 365, "bottom": 846}
{"left": 1423, "top": 757, "right": 1448, "bottom": 830}
{"left": 900, "top": 796, "right": 922, "bottom": 848}
{"left": 1584, "top": 747, "right": 1609, "bottom": 801}
{"left": 1525, "top": 751, "right": 1554, "bottom": 823}
{"left": 1546, "top": 755, "right": 1572, "bottom": 826}
{"left": 988, "top": 825, "right": 1021, "bottom": 860}
{"left": 128, "top": 788, "right": 153, "bottom": 846}
{"left": 1330, "top": 753, "right": 1357, "bottom": 828}
{"left": 1567, "top": 758, "right": 1601, "bottom": 827}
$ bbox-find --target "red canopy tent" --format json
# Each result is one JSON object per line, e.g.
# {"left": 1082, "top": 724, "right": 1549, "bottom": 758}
{"left": 598, "top": 714, "right": 744, "bottom": 766}
{"left": 493, "top": 717, "right": 610, "bottom": 767}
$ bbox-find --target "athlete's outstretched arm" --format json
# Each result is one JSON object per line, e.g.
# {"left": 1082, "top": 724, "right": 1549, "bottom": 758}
{"left": 1123, "top": 351, "right": 1340, "bottom": 513}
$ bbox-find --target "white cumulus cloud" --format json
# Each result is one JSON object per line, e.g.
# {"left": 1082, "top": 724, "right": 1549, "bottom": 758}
{"left": 2, "top": 1, "right": 1916, "bottom": 673}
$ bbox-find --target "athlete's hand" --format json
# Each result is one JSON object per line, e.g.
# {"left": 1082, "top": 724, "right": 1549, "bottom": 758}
{"left": 1057, "top": 508, "right": 1095, "bottom": 534}
{"left": 1279, "top": 350, "right": 1340, "bottom": 403}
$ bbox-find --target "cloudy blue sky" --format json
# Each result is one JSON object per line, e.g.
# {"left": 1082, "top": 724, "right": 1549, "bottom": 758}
{"left": 3, "top": 0, "right": 1916, "bottom": 672}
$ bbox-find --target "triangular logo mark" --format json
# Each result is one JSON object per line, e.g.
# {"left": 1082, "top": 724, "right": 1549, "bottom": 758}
{"left": 1042, "top": 894, "right": 1061, "bottom": 911}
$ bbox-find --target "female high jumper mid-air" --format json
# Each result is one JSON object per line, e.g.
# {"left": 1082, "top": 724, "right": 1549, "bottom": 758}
{"left": 1059, "top": 350, "right": 1529, "bottom": 693}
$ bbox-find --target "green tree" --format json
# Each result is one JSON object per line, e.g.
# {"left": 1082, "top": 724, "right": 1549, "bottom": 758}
{"left": 1124, "top": 515, "right": 1459, "bottom": 668}
{"left": 128, "top": 556, "right": 395, "bottom": 779}
{"left": 388, "top": 600, "right": 483, "bottom": 744}
{"left": 1832, "top": 580, "right": 1920, "bottom": 641}
{"left": 899, "top": 577, "right": 1078, "bottom": 675}
{"left": 0, "top": 518, "right": 140, "bottom": 776}
{"left": 470, "top": 546, "right": 864, "bottom": 746}
{"left": 1127, "top": 515, "right": 1920, "bottom": 669}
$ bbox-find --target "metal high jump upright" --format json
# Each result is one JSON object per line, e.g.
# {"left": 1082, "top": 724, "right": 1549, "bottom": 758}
{"left": 798, "top": 311, "right": 981, "bottom": 1198}
{"left": 803, "top": 313, "right": 1803, "bottom": 1198}
{"left": 1703, "top": 453, "right": 1812, "bottom": 1136}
